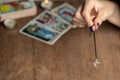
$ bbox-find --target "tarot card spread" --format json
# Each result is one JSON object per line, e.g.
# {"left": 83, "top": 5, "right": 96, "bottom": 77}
{"left": 20, "top": 11, "right": 71, "bottom": 45}
{"left": 20, "top": 3, "right": 77, "bottom": 45}
{"left": 34, "top": 11, "right": 71, "bottom": 34}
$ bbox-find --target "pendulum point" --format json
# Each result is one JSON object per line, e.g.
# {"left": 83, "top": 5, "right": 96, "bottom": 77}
{"left": 93, "top": 59, "right": 100, "bottom": 68}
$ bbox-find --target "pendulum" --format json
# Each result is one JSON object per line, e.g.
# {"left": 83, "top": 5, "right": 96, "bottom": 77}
{"left": 90, "top": 27, "right": 100, "bottom": 68}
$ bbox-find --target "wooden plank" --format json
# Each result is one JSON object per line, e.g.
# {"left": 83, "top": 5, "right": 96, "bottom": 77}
{"left": 0, "top": 1, "right": 120, "bottom": 80}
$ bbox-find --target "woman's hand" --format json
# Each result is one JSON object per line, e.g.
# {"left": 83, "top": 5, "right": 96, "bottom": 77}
{"left": 73, "top": 0, "right": 119, "bottom": 31}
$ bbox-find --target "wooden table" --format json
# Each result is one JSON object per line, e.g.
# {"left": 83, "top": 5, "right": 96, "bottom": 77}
{"left": 0, "top": 1, "right": 120, "bottom": 80}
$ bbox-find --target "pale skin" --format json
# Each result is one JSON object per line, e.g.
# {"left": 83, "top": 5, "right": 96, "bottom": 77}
{"left": 72, "top": 0, "right": 120, "bottom": 31}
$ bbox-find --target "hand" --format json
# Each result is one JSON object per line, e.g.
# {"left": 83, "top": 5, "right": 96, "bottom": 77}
{"left": 72, "top": 4, "right": 97, "bottom": 28}
{"left": 73, "top": 0, "right": 118, "bottom": 30}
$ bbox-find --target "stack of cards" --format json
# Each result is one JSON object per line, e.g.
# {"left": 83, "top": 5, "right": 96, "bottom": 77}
{"left": 0, "top": 0, "right": 37, "bottom": 21}
{"left": 20, "top": 3, "right": 76, "bottom": 45}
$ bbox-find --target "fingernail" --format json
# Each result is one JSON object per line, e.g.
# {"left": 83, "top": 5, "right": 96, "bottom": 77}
{"left": 97, "top": 23, "right": 99, "bottom": 27}
{"left": 90, "top": 26, "right": 94, "bottom": 32}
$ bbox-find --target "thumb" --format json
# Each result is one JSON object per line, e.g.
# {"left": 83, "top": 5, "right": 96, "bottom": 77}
{"left": 94, "top": 10, "right": 107, "bottom": 30}
{"left": 82, "top": 11, "right": 94, "bottom": 27}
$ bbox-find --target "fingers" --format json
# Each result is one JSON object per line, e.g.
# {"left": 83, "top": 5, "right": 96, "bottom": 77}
{"left": 72, "top": 0, "right": 114, "bottom": 31}
{"left": 82, "top": 11, "right": 94, "bottom": 27}
{"left": 72, "top": 21, "right": 85, "bottom": 28}
{"left": 94, "top": 11, "right": 105, "bottom": 25}
{"left": 93, "top": 9, "right": 107, "bottom": 30}
{"left": 81, "top": 1, "right": 95, "bottom": 27}
{"left": 72, "top": 6, "right": 86, "bottom": 28}
{"left": 72, "top": 0, "right": 104, "bottom": 31}
{"left": 72, "top": 17, "right": 86, "bottom": 27}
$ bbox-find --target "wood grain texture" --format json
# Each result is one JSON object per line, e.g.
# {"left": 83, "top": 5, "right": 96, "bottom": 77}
{"left": 0, "top": 1, "right": 120, "bottom": 80}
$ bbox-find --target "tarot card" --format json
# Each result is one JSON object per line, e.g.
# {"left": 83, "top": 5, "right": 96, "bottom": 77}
{"left": 20, "top": 21, "right": 61, "bottom": 45}
{"left": 34, "top": 10, "right": 71, "bottom": 35}
{"left": 0, "top": 0, "right": 35, "bottom": 14}
{"left": 51, "top": 3, "right": 77, "bottom": 28}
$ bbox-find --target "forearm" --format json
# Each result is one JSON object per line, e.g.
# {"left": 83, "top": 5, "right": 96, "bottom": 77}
{"left": 107, "top": 2, "right": 120, "bottom": 27}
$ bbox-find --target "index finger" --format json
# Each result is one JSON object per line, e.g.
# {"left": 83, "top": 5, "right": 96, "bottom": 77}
{"left": 82, "top": 0, "right": 94, "bottom": 27}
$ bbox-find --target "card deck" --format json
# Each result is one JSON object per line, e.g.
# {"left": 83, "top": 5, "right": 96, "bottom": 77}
{"left": 0, "top": 0, "right": 36, "bottom": 21}
{"left": 0, "top": 0, "right": 34, "bottom": 14}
